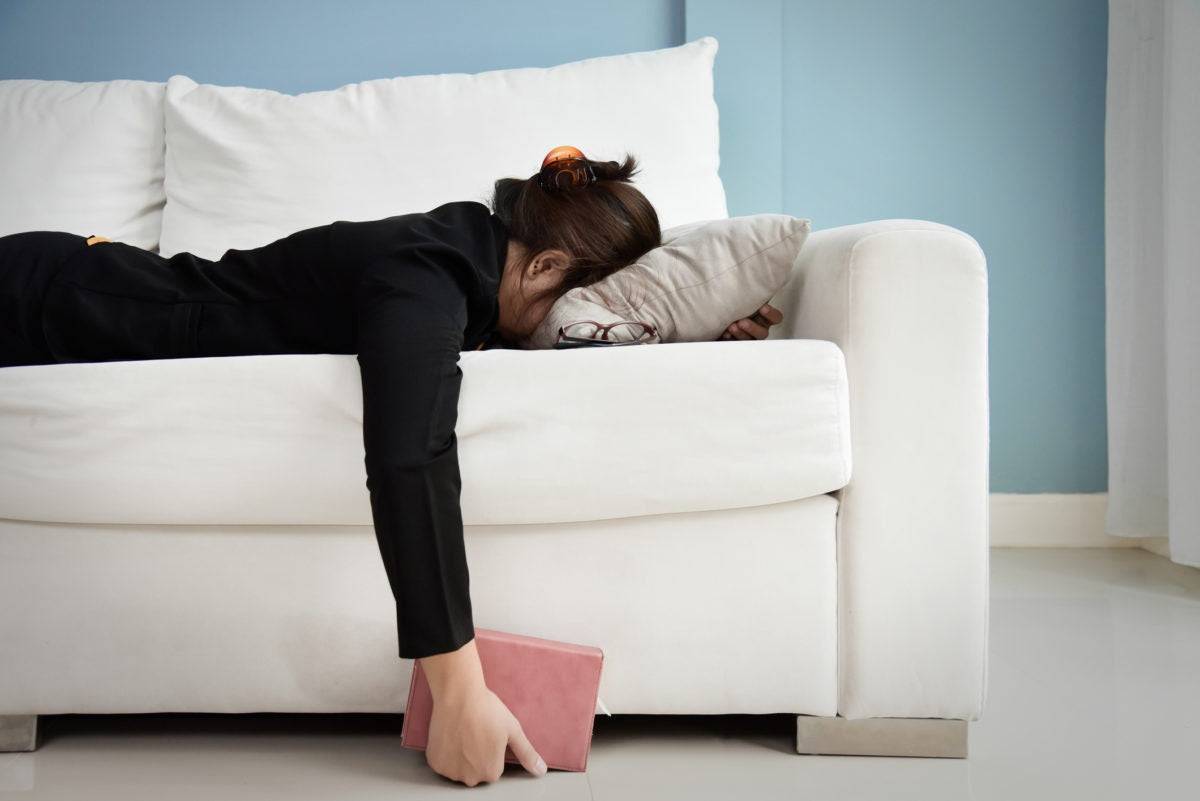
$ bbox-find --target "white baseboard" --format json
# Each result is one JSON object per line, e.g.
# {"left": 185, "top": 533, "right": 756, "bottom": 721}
{"left": 989, "top": 493, "right": 1169, "bottom": 556}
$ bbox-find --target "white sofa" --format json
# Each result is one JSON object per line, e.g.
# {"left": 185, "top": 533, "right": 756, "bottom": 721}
{"left": 0, "top": 38, "right": 990, "bottom": 758}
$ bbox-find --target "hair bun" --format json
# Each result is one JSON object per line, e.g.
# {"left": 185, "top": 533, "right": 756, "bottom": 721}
{"left": 589, "top": 155, "right": 639, "bottom": 183}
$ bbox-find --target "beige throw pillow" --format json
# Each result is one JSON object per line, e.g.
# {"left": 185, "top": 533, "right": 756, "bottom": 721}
{"left": 523, "top": 214, "right": 811, "bottom": 349}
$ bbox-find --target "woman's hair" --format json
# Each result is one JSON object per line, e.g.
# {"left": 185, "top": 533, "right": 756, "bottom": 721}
{"left": 490, "top": 153, "right": 662, "bottom": 307}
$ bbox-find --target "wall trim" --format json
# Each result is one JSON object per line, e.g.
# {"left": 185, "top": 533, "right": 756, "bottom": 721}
{"left": 989, "top": 493, "right": 1169, "bottom": 557}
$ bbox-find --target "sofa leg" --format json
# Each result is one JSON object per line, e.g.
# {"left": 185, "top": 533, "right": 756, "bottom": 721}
{"left": 0, "top": 715, "right": 39, "bottom": 752}
{"left": 796, "top": 715, "right": 967, "bottom": 758}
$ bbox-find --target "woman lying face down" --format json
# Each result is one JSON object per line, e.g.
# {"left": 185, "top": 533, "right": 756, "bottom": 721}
{"left": 0, "top": 146, "right": 782, "bottom": 788}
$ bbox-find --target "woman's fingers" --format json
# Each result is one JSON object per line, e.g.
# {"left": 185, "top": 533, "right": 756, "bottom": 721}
{"left": 507, "top": 718, "right": 548, "bottom": 777}
{"left": 757, "top": 303, "right": 784, "bottom": 325}
{"left": 717, "top": 304, "right": 784, "bottom": 341}
{"left": 738, "top": 318, "right": 770, "bottom": 340}
{"left": 726, "top": 322, "right": 754, "bottom": 341}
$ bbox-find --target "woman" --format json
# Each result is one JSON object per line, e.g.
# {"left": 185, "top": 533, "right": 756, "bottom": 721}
{"left": 0, "top": 147, "right": 782, "bottom": 786}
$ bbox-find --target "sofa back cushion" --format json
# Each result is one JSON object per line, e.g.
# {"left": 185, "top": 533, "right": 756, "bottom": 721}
{"left": 160, "top": 38, "right": 726, "bottom": 259}
{"left": 0, "top": 79, "right": 165, "bottom": 251}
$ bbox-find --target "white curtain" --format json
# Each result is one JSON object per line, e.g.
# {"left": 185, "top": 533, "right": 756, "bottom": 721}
{"left": 1105, "top": 0, "right": 1200, "bottom": 568}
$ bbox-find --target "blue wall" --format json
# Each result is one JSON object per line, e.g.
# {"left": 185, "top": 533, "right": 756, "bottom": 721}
{"left": 0, "top": 0, "right": 683, "bottom": 90}
{"left": 0, "top": 0, "right": 1109, "bottom": 494}
{"left": 687, "top": 0, "right": 1109, "bottom": 494}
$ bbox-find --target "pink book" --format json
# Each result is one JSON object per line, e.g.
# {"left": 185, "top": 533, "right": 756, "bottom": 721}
{"left": 400, "top": 627, "right": 606, "bottom": 772}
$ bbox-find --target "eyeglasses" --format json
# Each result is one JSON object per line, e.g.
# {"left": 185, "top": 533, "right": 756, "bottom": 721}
{"left": 554, "top": 320, "right": 658, "bottom": 349}
{"left": 538, "top": 145, "right": 597, "bottom": 192}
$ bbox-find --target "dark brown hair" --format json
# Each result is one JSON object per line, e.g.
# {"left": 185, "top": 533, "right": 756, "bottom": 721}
{"left": 490, "top": 154, "right": 662, "bottom": 307}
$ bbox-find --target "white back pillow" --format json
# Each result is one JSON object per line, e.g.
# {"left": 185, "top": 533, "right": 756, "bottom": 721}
{"left": 161, "top": 38, "right": 726, "bottom": 259}
{"left": 0, "top": 79, "right": 165, "bottom": 251}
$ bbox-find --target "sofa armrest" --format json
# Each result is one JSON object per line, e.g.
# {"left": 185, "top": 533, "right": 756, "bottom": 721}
{"left": 770, "top": 220, "right": 990, "bottom": 721}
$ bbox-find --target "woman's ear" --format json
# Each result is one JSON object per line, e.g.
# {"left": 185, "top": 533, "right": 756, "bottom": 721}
{"left": 526, "top": 249, "right": 570, "bottom": 279}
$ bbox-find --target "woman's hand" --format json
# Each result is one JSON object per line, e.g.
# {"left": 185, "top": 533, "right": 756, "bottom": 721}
{"left": 425, "top": 680, "right": 548, "bottom": 786}
{"left": 719, "top": 303, "right": 784, "bottom": 341}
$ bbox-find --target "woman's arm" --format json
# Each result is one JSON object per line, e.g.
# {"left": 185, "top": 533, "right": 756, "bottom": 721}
{"left": 419, "top": 636, "right": 486, "bottom": 697}
{"left": 354, "top": 254, "right": 477, "bottom": 662}
{"left": 354, "top": 246, "right": 546, "bottom": 785}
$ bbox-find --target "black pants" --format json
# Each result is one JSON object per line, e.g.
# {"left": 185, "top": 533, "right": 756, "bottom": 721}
{"left": 0, "top": 232, "right": 86, "bottom": 367}
{"left": 1, "top": 229, "right": 360, "bottom": 367}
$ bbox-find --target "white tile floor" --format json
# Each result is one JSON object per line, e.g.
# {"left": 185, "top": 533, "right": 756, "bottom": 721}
{"left": 2, "top": 547, "right": 1198, "bottom": 800}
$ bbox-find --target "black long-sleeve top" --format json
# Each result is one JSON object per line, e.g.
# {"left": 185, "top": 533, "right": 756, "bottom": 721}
{"left": 36, "top": 201, "right": 509, "bottom": 660}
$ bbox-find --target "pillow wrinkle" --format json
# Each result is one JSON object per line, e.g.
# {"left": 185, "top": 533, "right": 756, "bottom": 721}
{"left": 613, "top": 235, "right": 804, "bottom": 309}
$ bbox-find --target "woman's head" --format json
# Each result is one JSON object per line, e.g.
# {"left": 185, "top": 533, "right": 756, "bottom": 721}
{"left": 491, "top": 149, "right": 661, "bottom": 340}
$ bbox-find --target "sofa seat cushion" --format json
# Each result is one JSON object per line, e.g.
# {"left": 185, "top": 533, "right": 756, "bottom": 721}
{"left": 0, "top": 339, "right": 851, "bottom": 526}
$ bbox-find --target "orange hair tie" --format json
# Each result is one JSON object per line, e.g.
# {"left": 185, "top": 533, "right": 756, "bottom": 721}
{"left": 542, "top": 145, "right": 586, "bottom": 168}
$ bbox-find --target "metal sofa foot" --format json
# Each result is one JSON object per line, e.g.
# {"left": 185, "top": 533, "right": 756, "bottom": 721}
{"left": 0, "top": 715, "right": 39, "bottom": 752}
{"left": 796, "top": 715, "right": 967, "bottom": 758}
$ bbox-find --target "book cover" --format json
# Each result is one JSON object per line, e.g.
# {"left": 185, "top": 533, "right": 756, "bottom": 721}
{"left": 400, "top": 627, "right": 605, "bottom": 772}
